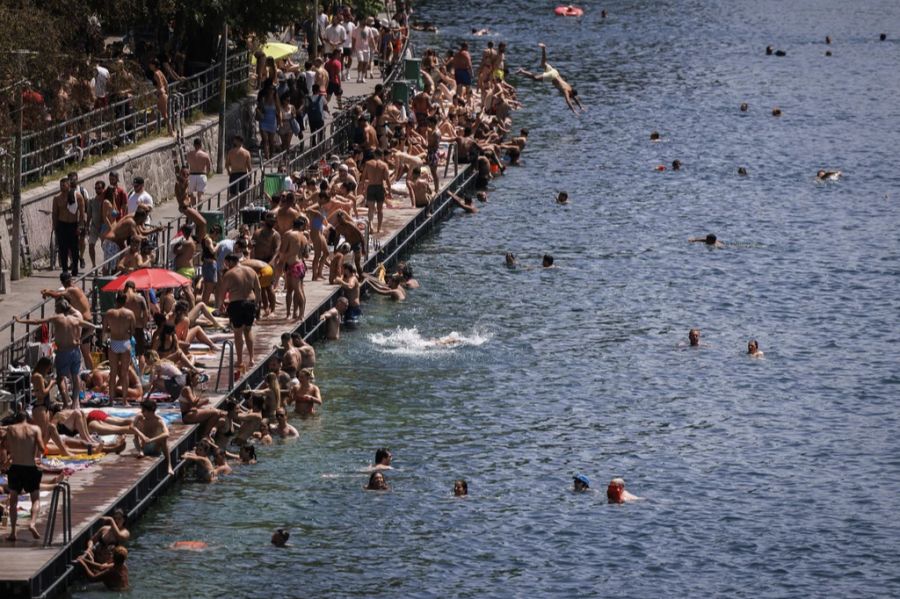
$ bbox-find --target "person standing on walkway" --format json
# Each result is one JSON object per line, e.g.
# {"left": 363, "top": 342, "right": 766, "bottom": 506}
{"left": 108, "top": 171, "right": 128, "bottom": 218}
{"left": 452, "top": 42, "right": 474, "bottom": 101}
{"left": 359, "top": 149, "right": 391, "bottom": 234}
{"left": 3, "top": 411, "right": 44, "bottom": 541}
{"left": 218, "top": 253, "right": 262, "bottom": 368}
{"left": 257, "top": 81, "right": 282, "bottom": 160}
{"left": 103, "top": 292, "right": 136, "bottom": 405}
{"left": 127, "top": 177, "right": 153, "bottom": 219}
{"left": 41, "top": 271, "right": 94, "bottom": 371}
{"left": 52, "top": 177, "right": 84, "bottom": 276}
{"left": 86, "top": 180, "right": 106, "bottom": 268}
{"left": 69, "top": 172, "right": 90, "bottom": 271}
{"left": 342, "top": 14, "right": 356, "bottom": 81}
{"left": 307, "top": 85, "right": 329, "bottom": 144}
{"left": 325, "top": 50, "right": 344, "bottom": 110}
{"left": 226, "top": 135, "right": 252, "bottom": 198}
{"left": 323, "top": 14, "right": 347, "bottom": 56}
{"left": 186, "top": 138, "right": 212, "bottom": 203}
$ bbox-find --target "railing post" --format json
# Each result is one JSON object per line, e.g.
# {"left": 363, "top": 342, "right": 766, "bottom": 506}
{"left": 11, "top": 80, "right": 23, "bottom": 281}
{"left": 217, "top": 24, "right": 228, "bottom": 175}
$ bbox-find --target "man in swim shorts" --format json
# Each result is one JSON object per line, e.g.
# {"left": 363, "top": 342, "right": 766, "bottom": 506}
{"left": 133, "top": 398, "right": 173, "bottom": 475}
{"left": 104, "top": 292, "right": 136, "bottom": 405}
{"left": 218, "top": 253, "right": 262, "bottom": 367}
{"left": 173, "top": 223, "right": 197, "bottom": 289}
{"left": 3, "top": 411, "right": 44, "bottom": 540}
{"left": 186, "top": 138, "right": 212, "bottom": 203}
{"left": 452, "top": 42, "right": 474, "bottom": 100}
{"left": 358, "top": 149, "right": 391, "bottom": 234}
{"left": 276, "top": 217, "right": 310, "bottom": 320}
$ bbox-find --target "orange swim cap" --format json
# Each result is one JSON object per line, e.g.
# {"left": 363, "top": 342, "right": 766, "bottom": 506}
{"left": 656, "top": 165, "right": 666, "bottom": 171}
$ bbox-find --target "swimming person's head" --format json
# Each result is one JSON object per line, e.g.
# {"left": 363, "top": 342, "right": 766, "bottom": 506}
{"left": 453, "top": 479, "right": 468, "bottom": 496}
{"left": 505, "top": 252, "right": 516, "bottom": 267}
{"left": 607, "top": 478, "right": 626, "bottom": 503}
{"left": 689, "top": 328, "right": 700, "bottom": 346}
{"left": 375, "top": 448, "right": 392, "bottom": 466}
{"left": 556, "top": 191, "right": 568, "bottom": 204}
{"left": 748, "top": 339, "right": 759, "bottom": 354}
{"left": 366, "top": 471, "right": 388, "bottom": 490}
{"left": 740, "top": 102, "right": 748, "bottom": 112}
{"left": 650, "top": 131, "right": 660, "bottom": 141}
{"left": 705, "top": 234, "right": 717, "bottom": 245}
{"left": 573, "top": 474, "right": 590, "bottom": 492}
{"left": 542, "top": 254, "right": 554, "bottom": 268}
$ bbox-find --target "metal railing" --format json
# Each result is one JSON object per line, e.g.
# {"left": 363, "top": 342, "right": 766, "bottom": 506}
{"left": 43, "top": 481, "right": 72, "bottom": 547}
{"left": 0, "top": 34, "right": 413, "bottom": 373}
{"left": 3, "top": 53, "right": 250, "bottom": 198}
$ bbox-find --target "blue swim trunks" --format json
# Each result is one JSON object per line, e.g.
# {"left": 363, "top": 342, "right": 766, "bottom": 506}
{"left": 54, "top": 348, "right": 82, "bottom": 377}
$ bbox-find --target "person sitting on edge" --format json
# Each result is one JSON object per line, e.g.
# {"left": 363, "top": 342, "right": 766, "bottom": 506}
{"left": 607, "top": 477, "right": 641, "bottom": 503}
{"left": 373, "top": 447, "right": 393, "bottom": 470}
{"left": 573, "top": 473, "right": 591, "bottom": 492}
{"left": 366, "top": 470, "right": 389, "bottom": 491}
{"left": 748, "top": 339, "right": 764, "bottom": 358}
{"left": 133, "top": 398, "right": 174, "bottom": 476}
{"left": 689, "top": 233, "right": 724, "bottom": 248}
{"left": 454, "top": 479, "right": 468, "bottom": 496}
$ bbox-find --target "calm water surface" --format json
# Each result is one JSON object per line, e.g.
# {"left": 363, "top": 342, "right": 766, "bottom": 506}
{"left": 76, "top": 0, "right": 900, "bottom": 596}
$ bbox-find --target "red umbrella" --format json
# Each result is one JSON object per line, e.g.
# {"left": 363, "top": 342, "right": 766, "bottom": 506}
{"left": 101, "top": 268, "right": 192, "bottom": 292}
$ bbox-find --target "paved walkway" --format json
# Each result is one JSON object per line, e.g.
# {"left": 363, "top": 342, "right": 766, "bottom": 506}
{"left": 0, "top": 77, "right": 378, "bottom": 317}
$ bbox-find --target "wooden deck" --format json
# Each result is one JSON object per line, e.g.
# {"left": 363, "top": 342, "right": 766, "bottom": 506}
{"left": 0, "top": 164, "right": 475, "bottom": 598}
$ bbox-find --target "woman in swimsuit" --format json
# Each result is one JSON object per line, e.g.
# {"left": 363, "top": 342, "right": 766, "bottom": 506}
{"left": 182, "top": 441, "right": 217, "bottom": 483}
{"left": 150, "top": 313, "right": 197, "bottom": 373}
{"left": 145, "top": 350, "right": 186, "bottom": 398}
{"left": 306, "top": 193, "right": 330, "bottom": 281}
{"left": 171, "top": 301, "right": 218, "bottom": 351}
{"left": 30, "top": 357, "right": 57, "bottom": 452}
{"left": 83, "top": 509, "right": 130, "bottom": 565}
{"left": 178, "top": 371, "right": 223, "bottom": 439}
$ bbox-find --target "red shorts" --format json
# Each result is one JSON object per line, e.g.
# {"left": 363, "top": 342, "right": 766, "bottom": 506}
{"left": 87, "top": 410, "right": 109, "bottom": 423}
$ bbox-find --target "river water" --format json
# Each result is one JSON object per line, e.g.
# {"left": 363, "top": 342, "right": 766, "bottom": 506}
{"left": 75, "top": 1, "right": 900, "bottom": 597}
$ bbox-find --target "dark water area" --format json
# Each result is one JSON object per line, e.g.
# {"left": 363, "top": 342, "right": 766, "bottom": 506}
{"left": 75, "top": 1, "right": 900, "bottom": 596}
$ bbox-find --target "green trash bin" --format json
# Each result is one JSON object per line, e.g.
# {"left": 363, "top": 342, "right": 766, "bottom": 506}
{"left": 94, "top": 276, "right": 119, "bottom": 313}
{"left": 403, "top": 58, "right": 422, "bottom": 88}
{"left": 264, "top": 173, "right": 284, "bottom": 198}
{"left": 201, "top": 211, "right": 224, "bottom": 235}
{"left": 391, "top": 81, "right": 411, "bottom": 104}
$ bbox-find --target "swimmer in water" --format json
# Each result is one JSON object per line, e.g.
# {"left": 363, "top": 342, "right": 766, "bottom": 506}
{"left": 505, "top": 252, "right": 517, "bottom": 268}
{"left": 365, "top": 273, "right": 407, "bottom": 301}
{"left": 271, "top": 529, "right": 290, "bottom": 547}
{"left": 689, "top": 233, "right": 725, "bottom": 248}
{"left": 650, "top": 131, "right": 661, "bottom": 141}
{"left": 542, "top": 254, "right": 555, "bottom": 268}
{"left": 448, "top": 190, "right": 478, "bottom": 214}
{"left": 471, "top": 28, "right": 491, "bottom": 36}
{"left": 738, "top": 167, "right": 748, "bottom": 176}
{"left": 672, "top": 159, "right": 682, "bottom": 171}
{"left": 688, "top": 328, "right": 701, "bottom": 347}
{"left": 428, "top": 332, "right": 465, "bottom": 347}
{"left": 816, "top": 169, "right": 842, "bottom": 181}
{"left": 740, "top": 102, "right": 748, "bottom": 112}
{"left": 556, "top": 191, "right": 569, "bottom": 205}
{"left": 766, "top": 45, "right": 774, "bottom": 55}
{"left": 373, "top": 447, "right": 393, "bottom": 470}
{"left": 772, "top": 107, "right": 782, "bottom": 117}
{"left": 366, "top": 470, "right": 389, "bottom": 491}
{"left": 573, "top": 474, "right": 590, "bottom": 492}
{"left": 747, "top": 339, "right": 764, "bottom": 358}
{"left": 454, "top": 479, "right": 468, "bottom": 496}
{"left": 607, "top": 477, "right": 640, "bottom": 503}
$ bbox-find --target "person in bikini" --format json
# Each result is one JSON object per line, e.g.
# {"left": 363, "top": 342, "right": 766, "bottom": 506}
{"left": 517, "top": 43, "right": 584, "bottom": 114}
{"left": 277, "top": 217, "right": 310, "bottom": 320}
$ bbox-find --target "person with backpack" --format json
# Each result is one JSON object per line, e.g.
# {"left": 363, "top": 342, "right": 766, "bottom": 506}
{"left": 306, "top": 85, "right": 329, "bottom": 144}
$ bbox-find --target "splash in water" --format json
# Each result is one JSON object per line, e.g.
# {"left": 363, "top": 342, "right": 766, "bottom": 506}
{"left": 369, "top": 327, "right": 492, "bottom": 356}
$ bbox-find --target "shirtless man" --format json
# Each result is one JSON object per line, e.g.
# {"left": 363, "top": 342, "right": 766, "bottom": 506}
{"left": 607, "top": 477, "right": 641, "bottom": 503}
{"left": 293, "top": 332, "right": 317, "bottom": 369}
{"left": 748, "top": 339, "right": 764, "bottom": 358}
{"left": 174, "top": 166, "right": 207, "bottom": 240}
{"left": 411, "top": 89, "right": 432, "bottom": 126}
{"left": 226, "top": 135, "right": 252, "bottom": 198}
{"left": 335, "top": 263, "right": 361, "bottom": 322}
{"left": 104, "top": 209, "right": 163, "bottom": 251}
{"left": 319, "top": 297, "right": 348, "bottom": 340}
{"left": 186, "top": 138, "right": 212, "bottom": 202}
{"left": 133, "top": 398, "right": 173, "bottom": 476}
{"left": 289, "top": 368, "right": 322, "bottom": 416}
{"left": 448, "top": 190, "right": 478, "bottom": 214}
{"left": 270, "top": 409, "right": 299, "bottom": 438}
{"left": 53, "top": 177, "right": 85, "bottom": 276}
{"left": 277, "top": 217, "right": 310, "bottom": 320}
{"left": 332, "top": 210, "right": 365, "bottom": 277}
{"left": 452, "top": 42, "right": 474, "bottom": 100}
{"left": 103, "top": 292, "right": 136, "bottom": 405}
{"left": 407, "top": 166, "right": 433, "bottom": 208}
{"left": 75, "top": 545, "right": 129, "bottom": 591}
{"left": 688, "top": 328, "right": 701, "bottom": 347}
{"left": 365, "top": 273, "right": 406, "bottom": 301}
{"left": 358, "top": 150, "right": 391, "bottom": 233}
{"left": 517, "top": 43, "right": 584, "bottom": 114}
{"left": 237, "top": 252, "right": 276, "bottom": 318}
{"left": 3, "top": 412, "right": 44, "bottom": 540}
{"left": 279, "top": 333, "right": 302, "bottom": 377}
{"left": 173, "top": 224, "right": 197, "bottom": 286}
{"left": 116, "top": 237, "right": 148, "bottom": 273}
{"left": 218, "top": 253, "right": 262, "bottom": 367}
{"left": 16, "top": 299, "right": 97, "bottom": 408}
{"left": 425, "top": 117, "right": 442, "bottom": 191}
{"left": 42, "top": 270, "right": 94, "bottom": 370}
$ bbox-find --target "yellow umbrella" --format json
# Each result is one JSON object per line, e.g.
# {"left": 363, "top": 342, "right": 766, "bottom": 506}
{"left": 253, "top": 43, "right": 299, "bottom": 64}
